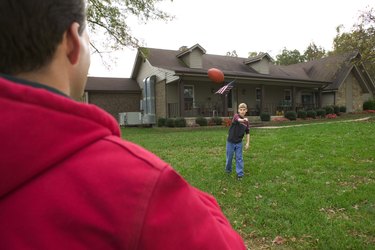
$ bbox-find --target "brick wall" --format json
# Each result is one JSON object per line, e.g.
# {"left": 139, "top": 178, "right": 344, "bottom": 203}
{"left": 88, "top": 92, "right": 141, "bottom": 119}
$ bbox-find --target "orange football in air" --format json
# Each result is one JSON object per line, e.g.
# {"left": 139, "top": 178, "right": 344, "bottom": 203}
{"left": 207, "top": 68, "right": 224, "bottom": 83}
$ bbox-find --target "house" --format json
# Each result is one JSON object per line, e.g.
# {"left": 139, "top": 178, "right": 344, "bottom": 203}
{"left": 85, "top": 44, "right": 375, "bottom": 122}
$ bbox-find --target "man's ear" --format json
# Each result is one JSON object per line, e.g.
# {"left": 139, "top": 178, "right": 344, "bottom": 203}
{"left": 66, "top": 22, "right": 81, "bottom": 65}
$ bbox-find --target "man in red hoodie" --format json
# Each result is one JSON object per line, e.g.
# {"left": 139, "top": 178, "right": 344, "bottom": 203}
{"left": 0, "top": 0, "right": 246, "bottom": 249}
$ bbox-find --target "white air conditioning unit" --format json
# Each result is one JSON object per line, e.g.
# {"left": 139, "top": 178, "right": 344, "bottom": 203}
{"left": 142, "top": 114, "right": 156, "bottom": 124}
{"left": 119, "top": 112, "right": 143, "bottom": 126}
{"left": 118, "top": 112, "right": 126, "bottom": 126}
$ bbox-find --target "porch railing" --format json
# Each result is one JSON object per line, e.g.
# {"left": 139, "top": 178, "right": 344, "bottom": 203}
{"left": 168, "top": 103, "right": 179, "bottom": 117}
{"left": 168, "top": 102, "right": 225, "bottom": 118}
{"left": 168, "top": 102, "right": 319, "bottom": 118}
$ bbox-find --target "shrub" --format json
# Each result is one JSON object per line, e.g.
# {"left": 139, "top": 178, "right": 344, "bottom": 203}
{"left": 363, "top": 99, "right": 375, "bottom": 110}
{"left": 333, "top": 105, "right": 340, "bottom": 115}
{"left": 195, "top": 116, "right": 208, "bottom": 126}
{"left": 316, "top": 109, "right": 326, "bottom": 118}
{"left": 260, "top": 113, "right": 271, "bottom": 121}
{"left": 324, "top": 106, "right": 334, "bottom": 114}
{"left": 223, "top": 118, "right": 232, "bottom": 127}
{"left": 272, "top": 117, "right": 289, "bottom": 122}
{"left": 306, "top": 110, "right": 317, "bottom": 119}
{"left": 208, "top": 117, "right": 223, "bottom": 126}
{"left": 339, "top": 106, "right": 346, "bottom": 113}
{"left": 208, "top": 118, "right": 216, "bottom": 126}
{"left": 213, "top": 116, "right": 223, "bottom": 125}
{"left": 297, "top": 110, "right": 307, "bottom": 119}
{"left": 326, "top": 113, "right": 337, "bottom": 119}
{"left": 165, "top": 118, "right": 175, "bottom": 127}
{"left": 157, "top": 117, "right": 166, "bottom": 127}
{"left": 174, "top": 117, "right": 186, "bottom": 127}
{"left": 284, "top": 111, "right": 297, "bottom": 121}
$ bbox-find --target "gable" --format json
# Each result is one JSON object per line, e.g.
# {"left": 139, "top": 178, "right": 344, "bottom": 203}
{"left": 176, "top": 44, "right": 206, "bottom": 68}
{"left": 247, "top": 57, "right": 271, "bottom": 74}
{"left": 244, "top": 53, "right": 273, "bottom": 74}
{"left": 351, "top": 66, "right": 372, "bottom": 93}
{"left": 180, "top": 49, "right": 204, "bottom": 68}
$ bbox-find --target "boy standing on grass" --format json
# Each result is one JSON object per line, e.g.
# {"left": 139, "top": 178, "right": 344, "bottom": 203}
{"left": 226, "top": 103, "right": 250, "bottom": 180}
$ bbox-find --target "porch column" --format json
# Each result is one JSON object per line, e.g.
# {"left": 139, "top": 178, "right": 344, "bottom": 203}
{"left": 260, "top": 85, "right": 265, "bottom": 112}
{"left": 318, "top": 88, "right": 322, "bottom": 108}
{"left": 292, "top": 86, "right": 297, "bottom": 111}
{"left": 178, "top": 80, "right": 184, "bottom": 117}
{"left": 223, "top": 94, "right": 228, "bottom": 116}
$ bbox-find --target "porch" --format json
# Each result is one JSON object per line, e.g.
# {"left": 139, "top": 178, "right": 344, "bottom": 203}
{"left": 165, "top": 80, "right": 322, "bottom": 118}
{"left": 168, "top": 102, "right": 228, "bottom": 117}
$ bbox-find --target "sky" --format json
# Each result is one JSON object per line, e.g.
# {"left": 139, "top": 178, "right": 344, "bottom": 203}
{"left": 88, "top": 0, "right": 374, "bottom": 78}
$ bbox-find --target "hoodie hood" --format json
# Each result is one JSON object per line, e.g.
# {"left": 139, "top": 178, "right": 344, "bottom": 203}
{"left": 0, "top": 77, "right": 120, "bottom": 198}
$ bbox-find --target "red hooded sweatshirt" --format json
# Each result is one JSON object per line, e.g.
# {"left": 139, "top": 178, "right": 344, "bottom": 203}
{"left": 0, "top": 76, "right": 246, "bottom": 250}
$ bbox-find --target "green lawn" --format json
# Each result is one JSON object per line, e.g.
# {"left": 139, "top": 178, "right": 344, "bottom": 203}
{"left": 121, "top": 114, "right": 375, "bottom": 249}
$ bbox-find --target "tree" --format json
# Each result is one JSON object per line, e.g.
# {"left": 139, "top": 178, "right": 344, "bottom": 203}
{"left": 248, "top": 52, "right": 259, "bottom": 58}
{"left": 304, "top": 42, "right": 326, "bottom": 61}
{"left": 275, "top": 48, "right": 305, "bottom": 65}
{"left": 332, "top": 7, "right": 375, "bottom": 79}
{"left": 247, "top": 51, "right": 268, "bottom": 58}
{"left": 226, "top": 50, "right": 238, "bottom": 57}
{"left": 87, "top": 0, "right": 174, "bottom": 54}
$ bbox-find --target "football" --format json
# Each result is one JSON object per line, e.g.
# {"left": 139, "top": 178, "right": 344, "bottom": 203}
{"left": 207, "top": 68, "right": 224, "bottom": 83}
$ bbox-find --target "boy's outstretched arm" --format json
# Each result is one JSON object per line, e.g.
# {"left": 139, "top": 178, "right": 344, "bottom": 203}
{"left": 245, "top": 134, "right": 250, "bottom": 150}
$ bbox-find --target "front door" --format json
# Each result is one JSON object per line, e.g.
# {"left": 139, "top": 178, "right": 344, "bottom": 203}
{"left": 184, "top": 85, "right": 195, "bottom": 116}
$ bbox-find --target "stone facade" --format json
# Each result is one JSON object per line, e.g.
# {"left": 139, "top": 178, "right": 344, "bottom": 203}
{"left": 336, "top": 73, "right": 363, "bottom": 112}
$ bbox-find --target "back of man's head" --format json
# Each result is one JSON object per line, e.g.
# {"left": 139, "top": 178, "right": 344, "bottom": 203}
{"left": 0, "top": 0, "right": 86, "bottom": 75}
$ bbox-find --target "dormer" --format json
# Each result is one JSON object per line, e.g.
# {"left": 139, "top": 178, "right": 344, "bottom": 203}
{"left": 244, "top": 53, "right": 273, "bottom": 74}
{"left": 176, "top": 44, "right": 206, "bottom": 69}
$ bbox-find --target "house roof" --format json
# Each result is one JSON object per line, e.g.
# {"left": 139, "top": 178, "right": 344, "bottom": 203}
{"left": 279, "top": 51, "right": 361, "bottom": 90}
{"left": 140, "top": 48, "right": 266, "bottom": 75}
{"left": 136, "top": 47, "right": 328, "bottom": 85}
{"left": 131, "top": 46, "right": 374, "bottom": 92}
{"left": 86, "top": 77, "right": 140, "bottom": 92}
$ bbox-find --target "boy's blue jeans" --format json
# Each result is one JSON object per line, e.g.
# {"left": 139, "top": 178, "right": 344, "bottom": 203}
{"left": 225, "top": 141, "right": 244, "bottom": 177}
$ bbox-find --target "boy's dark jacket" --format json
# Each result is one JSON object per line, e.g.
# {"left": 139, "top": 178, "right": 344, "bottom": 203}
{"left": 227, "top": 114, "right": 250, "bottom": 143}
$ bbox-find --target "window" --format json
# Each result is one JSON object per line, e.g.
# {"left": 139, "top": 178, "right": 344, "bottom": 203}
{"left": 184, "top": 85, "right": 194, "bottom": 110}
{"left": 256, "top": 88, "right": 261, "bottom": 101}
{"left": 284, "top": 89, "right": 291, "bottom": 101}
{"left": 302, "top": 94, "right": 312, "bottom": 104}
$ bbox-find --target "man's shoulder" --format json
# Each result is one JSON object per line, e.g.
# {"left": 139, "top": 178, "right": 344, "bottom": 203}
{"left": 101, "top": 135, "right": 167, "bottom": 171}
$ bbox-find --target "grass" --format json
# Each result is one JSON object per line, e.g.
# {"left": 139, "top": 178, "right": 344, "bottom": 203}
{"left": 121, "top": 114, "right": 375, "bottom": 249}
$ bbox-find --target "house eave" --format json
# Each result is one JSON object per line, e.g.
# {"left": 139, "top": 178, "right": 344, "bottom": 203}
{"left": 174, "top": 71, "right": 329, "bottom": 87}
{"left": 86, "top": 90, "right": 141, "bottom": 94}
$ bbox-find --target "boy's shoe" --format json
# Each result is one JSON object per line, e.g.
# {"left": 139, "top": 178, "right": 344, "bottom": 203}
{"left": 237, "top": 175, "right": 243, "bottom": 181}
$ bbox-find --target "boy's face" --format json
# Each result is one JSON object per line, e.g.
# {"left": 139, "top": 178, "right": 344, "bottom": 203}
{"left": 238, "top": 107, "right": 247, "bottom": 116}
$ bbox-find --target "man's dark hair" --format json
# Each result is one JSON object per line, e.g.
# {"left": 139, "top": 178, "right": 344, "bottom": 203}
{"left": 0, "top": 0, "right": 86, "bottom": 75}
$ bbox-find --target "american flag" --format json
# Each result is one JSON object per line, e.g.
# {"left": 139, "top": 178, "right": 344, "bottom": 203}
{"left": 215, "top": 80, "right": 236, "bottom": 95}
